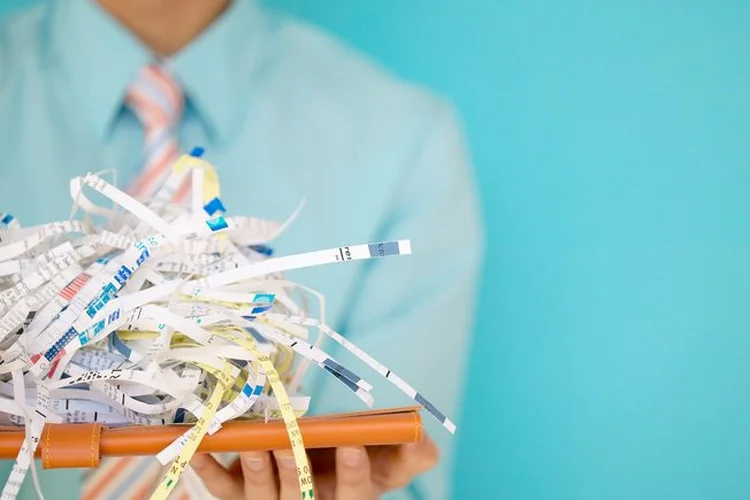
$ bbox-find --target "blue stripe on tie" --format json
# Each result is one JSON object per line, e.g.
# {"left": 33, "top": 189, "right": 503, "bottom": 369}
{"left": 138, "top": 129, "right": 177, "bottom": 197}
{"left": 107, "top": 457, "right": 158, "bottom": 500}
{"left": 143, "top": 127, "right": 173, "bottom": 161}
{"left": 137, "top": 77, "right": 175, "bottom": 119}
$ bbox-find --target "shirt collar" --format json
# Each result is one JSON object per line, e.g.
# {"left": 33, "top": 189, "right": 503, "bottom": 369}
{"left": 168, "top": 0, "right": 271, "bottom": 147}
{"left": 48, "top": 0, "right": 270, "bottom": 147}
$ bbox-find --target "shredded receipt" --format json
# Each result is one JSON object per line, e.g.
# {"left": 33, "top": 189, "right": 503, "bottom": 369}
{"left": 0, "top": 147, "right": 455, "bottom": 500}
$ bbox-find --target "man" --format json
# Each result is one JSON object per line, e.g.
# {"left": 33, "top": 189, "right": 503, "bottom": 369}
{"left": 0, "top": 0, "right": 483, "bottom": 498}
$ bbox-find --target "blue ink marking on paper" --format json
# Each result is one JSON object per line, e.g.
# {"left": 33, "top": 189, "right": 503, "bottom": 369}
{"left": 325, "top": 367, "right": 360, "bottom": 393}
{"left": 250, "top": 304, "right": 273, "bottom": 315}
{"left": 244, "top": 327, "right": 268, "bottom": 344}
{"left": 44, "top": 326, "right": 78, "bottom": 361}
{"left": 253, "top": 294, "right": 275, "bottom": 304}
{"left": 110, "top": 334, "right": 132, "bottom": 358}
{"left": 249, "top": 245, "right": 274, "bottom": 256}
{"left": 323, "top": 359, "right": 361, "bottom": 384}
{"left": 203, "top": 197, "right": 226, "bottom": 216}
{"left": 415, "top": 393, "right": 447, "bottom": 423}
{"left": 367, "top": 241, "right": 400, "bottom": 258}
{"left": 206, "top": 216, "right": 229, "bottom": 232}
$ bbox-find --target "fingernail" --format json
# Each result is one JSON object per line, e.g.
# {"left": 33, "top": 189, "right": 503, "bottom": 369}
{"left": 242, "top": 453, "right": 265, "bottom": 472}
{"left": 190, "top": 454, "right": 208, "bottom": 470}
{"left": 278, "top": 453, "right": 296, "bottom": 470}
{"left": 340, "top": 447, "right": 362, "bottom": 467}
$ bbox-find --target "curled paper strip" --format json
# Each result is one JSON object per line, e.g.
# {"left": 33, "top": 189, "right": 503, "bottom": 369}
{"left": 0, "top": 148, "right": 454, "bottom": 500}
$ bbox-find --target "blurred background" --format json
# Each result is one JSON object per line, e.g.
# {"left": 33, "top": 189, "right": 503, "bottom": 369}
{"left": 4, "top": 0, "right": 750, "bottom": 499}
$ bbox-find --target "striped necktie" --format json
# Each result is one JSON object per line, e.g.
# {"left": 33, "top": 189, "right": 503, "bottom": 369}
{"left": 125, "top": 63, "right": 186, "bottom": 201}
{"left": 80, "top": 64, "right": 191, "bottom": 500}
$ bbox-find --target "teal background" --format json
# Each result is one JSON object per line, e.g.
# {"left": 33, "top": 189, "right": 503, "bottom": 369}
{"left": 4, "top": 1, "right": 750, "bottom": 499}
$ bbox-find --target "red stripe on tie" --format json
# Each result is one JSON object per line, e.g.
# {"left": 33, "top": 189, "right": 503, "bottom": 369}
{"left": 131, "top": 144, "right": 179, "bottom": 200}
{"left": 146, "top": 65, "right": 182, "bottom": 117}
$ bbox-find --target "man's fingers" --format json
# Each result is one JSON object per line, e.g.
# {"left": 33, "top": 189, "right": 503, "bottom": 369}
{"left": 404, "top": 434, "right": 440, "bottom": 472}
{"left": 240, "top": 451, "right": 278, "bottom": 500}
{"left": 373, "top": 434, "right": 440, "bottom": 491}
{"left": 190, "top": 453, "right": 244, "bottom": 500}
{"left": 335, "top": 446, "right": 373, "bottom": 500}
{"left": 274, "top": 450, "right": 306, "bottom": 500}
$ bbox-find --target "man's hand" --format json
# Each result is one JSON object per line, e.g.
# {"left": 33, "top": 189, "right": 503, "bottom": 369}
{"left": 189, "top": 433, "right": 439, "bottom": 500}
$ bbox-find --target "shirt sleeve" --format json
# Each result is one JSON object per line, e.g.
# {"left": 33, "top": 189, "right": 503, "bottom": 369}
{"left": 308, "top": 99, "right": 485, "bottom": 500}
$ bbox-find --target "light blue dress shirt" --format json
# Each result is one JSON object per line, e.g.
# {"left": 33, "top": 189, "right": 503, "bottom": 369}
{"left": 0, "top": 1, "right": 484, "bottom": 498}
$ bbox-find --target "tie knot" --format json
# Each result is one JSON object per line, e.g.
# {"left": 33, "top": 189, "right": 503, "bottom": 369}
{"left": 126, "top": 64, "right": 184, "bottom": 129}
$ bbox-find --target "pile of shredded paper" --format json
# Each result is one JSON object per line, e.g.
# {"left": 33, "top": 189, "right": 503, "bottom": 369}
{"left": 0, "top": 148, "right": 453, "bottom": 499}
